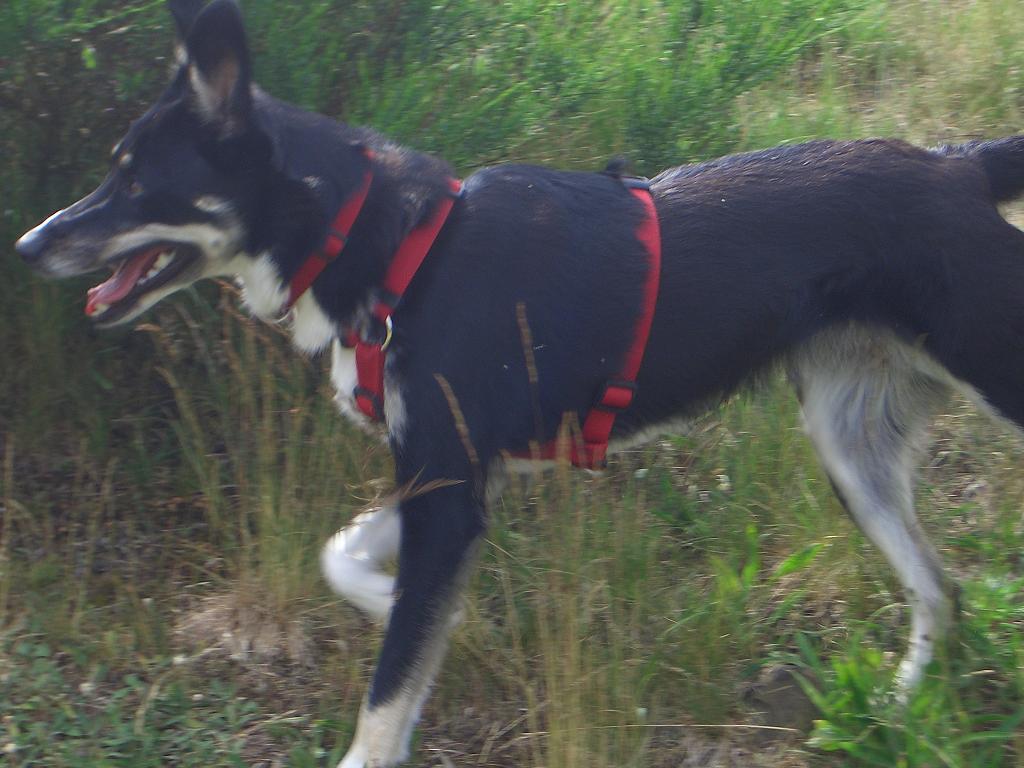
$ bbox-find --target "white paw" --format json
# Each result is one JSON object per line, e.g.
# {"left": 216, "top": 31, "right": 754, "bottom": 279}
{"left": 321, "top": 534, "right": 396, "bottom": 621}
{"left": 894, "top": 654, "right": 927, "bottom": 697}
{"left": 337, "top": 747, "right": 364, "bottom": 768}
{"left": 337, "top": 745, "right": 369, "bottom": 768}
{"left": 337, "top": 738, "right": 409, "bottom": 768}
{"left": 321, "top": 507, "right": 401, "bottom": 621}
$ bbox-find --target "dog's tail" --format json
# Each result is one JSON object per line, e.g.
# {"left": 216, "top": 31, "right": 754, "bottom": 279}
{"left": 937, "top": 135, "right": 1024, "bottom": 202}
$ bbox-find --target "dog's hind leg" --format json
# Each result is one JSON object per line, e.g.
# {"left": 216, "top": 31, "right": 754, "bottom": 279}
{"left": 791, "top": 327, "right": 954, "bottom": 692}
{"left": 339, "top": 480, "right": 484, "bottom": 768}
{"left": 322, "top": 505, "right": 401, "bottom": 622}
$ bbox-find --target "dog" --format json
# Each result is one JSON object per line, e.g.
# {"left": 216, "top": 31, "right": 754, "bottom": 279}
{"left": 15, "top": 1, "right": 1024, "bottom": 765}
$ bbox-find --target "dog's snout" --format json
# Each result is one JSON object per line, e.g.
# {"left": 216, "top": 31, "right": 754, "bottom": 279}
{"left": 15, "top": 227, "right": 47, "bottom": 264}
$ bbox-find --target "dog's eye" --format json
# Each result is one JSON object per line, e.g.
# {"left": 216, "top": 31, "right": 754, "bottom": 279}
{"left": 127, "top": 180, "right": 144, "bottom": 197}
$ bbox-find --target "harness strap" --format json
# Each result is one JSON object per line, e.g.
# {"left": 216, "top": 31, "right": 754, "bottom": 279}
{"left": 516, "top": 179, "right": 661, "bottom": 468}
{"left": 296, "top": 163, "right": 659, "bottom": 467}
{"left": 284, "top": 150, "right": 375, "bottom": 313}
{"left": 350, "top": 178, "right": 464, "bottom": 421}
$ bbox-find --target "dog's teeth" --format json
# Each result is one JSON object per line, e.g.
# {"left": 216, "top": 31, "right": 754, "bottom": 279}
{"left": 144, "top": 251, "right": 174, "bottom": 281}
{"left": 94, "top": 303, "right": 110, "bottom": 314}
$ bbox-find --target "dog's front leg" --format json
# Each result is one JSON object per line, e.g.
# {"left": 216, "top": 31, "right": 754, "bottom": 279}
{"left": 339, "top": 481, "right": 484, "bottom": 768}
{"left": 322, "top": 505, "right": 401, "bottom": 621}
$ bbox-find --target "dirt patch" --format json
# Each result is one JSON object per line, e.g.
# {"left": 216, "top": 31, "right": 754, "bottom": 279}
{"left": 174, "top": 589, "right": 320, "bottom": 669}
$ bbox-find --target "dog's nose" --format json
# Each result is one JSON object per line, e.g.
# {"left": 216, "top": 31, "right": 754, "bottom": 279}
{"left": 15, "top": 227, "right": 46, "bottom": 264}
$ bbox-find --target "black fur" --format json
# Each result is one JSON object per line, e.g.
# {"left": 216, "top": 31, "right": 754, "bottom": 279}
{"left": 168, "top": 0, "right": 208, "bottom": 40}
{"left": 938, "top": 135, "right": 1024, "bottom": 202}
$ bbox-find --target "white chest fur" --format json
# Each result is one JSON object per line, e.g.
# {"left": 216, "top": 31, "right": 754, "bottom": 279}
{"left": 289, "top": 291, "right": 336, "bottom": 353}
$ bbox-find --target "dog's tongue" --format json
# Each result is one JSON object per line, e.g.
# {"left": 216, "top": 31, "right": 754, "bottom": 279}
{"left": 85, "top": 247, "right": 163, "bottom": 316}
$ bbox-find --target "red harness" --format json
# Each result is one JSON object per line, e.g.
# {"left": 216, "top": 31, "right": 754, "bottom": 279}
{"left": 346, "top": 178, "right": 463, "bottom": 421}
{"left": 287, "top": 170, "right": 661, "bottom": 470}
{"left": 510, "top": 178, "right": 661, "bottom": 468}
{"left": 284, "top": 164, "right": 374, "bottom": 313}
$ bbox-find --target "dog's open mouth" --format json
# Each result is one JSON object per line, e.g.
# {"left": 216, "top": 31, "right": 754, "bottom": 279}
{"left": 86, "top": 243, "right": 200, "bottom": 322}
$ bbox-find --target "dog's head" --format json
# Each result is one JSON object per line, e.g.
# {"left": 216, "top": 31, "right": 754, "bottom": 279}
{"left": 15, "top": 0, "right": 289, "bottom": 326}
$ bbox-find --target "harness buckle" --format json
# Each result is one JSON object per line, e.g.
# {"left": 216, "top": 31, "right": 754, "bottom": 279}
{"left": 380, "top": 315, "right": 394, "bottom": 352}
{"left": 621, "top": 176, "right": 651, "bottom": 191}
{"left": 321, "top": 228, "right": 349, "bottom": 259}
{"left": 353, "top": 385, "right": 385, "bottom": 422}
{"left": 594, "top": 379, "right": 637, "bottom": 412}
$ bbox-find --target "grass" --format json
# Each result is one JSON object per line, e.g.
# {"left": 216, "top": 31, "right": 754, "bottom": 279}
{"left": 3, "top": 0, "right": 1024, "bottom": 766}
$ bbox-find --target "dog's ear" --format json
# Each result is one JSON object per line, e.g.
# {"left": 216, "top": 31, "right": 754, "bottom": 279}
{"left": 182, "top": 0, "right": 252, "bottom": 134}
{"left": 168, "top": 0, "right": 207, "bottom": 40}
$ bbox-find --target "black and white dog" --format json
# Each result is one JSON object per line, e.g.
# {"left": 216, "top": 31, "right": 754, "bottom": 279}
{"left": 16, "top": 1, "right": 1024, "bottom": 765}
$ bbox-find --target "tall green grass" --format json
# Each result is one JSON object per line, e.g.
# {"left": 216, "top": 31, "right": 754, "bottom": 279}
{"left": 144, "top": 293, "right": 393, "bottom": 613}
